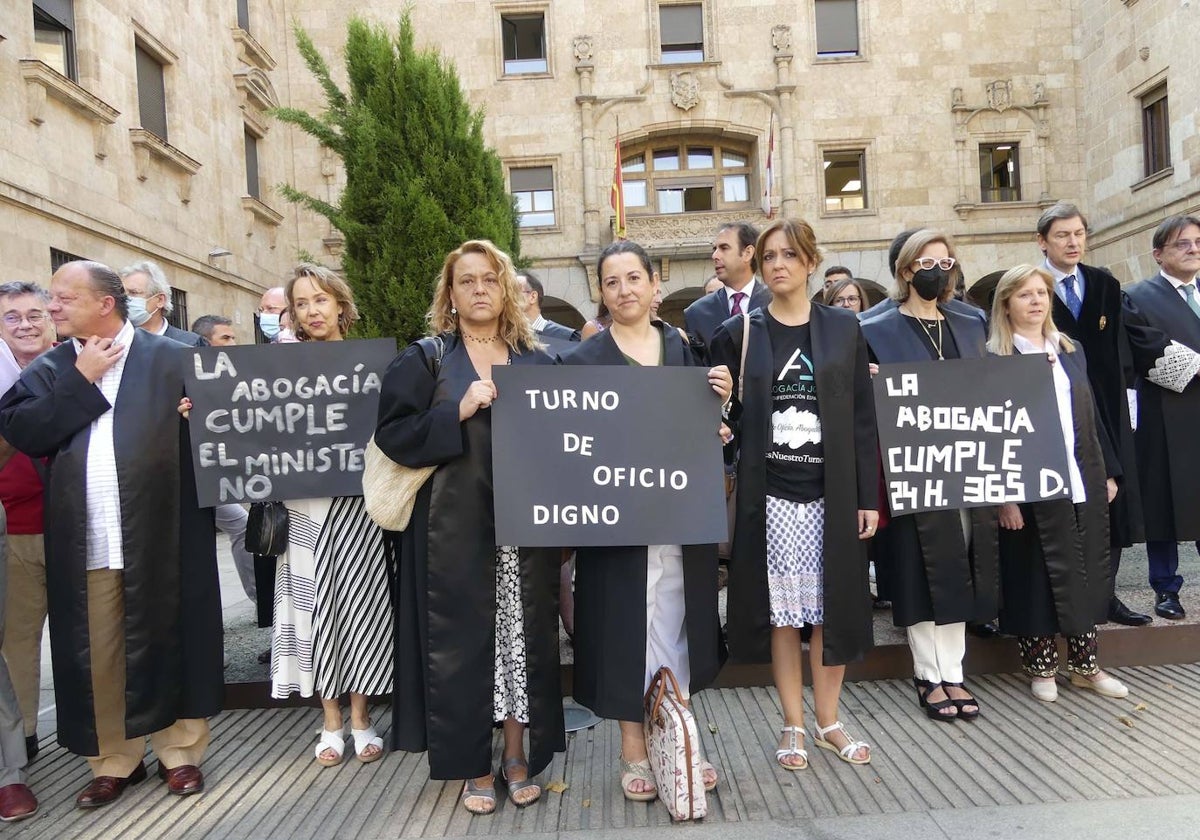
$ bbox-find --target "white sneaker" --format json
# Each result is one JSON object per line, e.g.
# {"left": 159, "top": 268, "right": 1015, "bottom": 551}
{"left": 1031, "top": 677, "right": 1058, "bottom": 702}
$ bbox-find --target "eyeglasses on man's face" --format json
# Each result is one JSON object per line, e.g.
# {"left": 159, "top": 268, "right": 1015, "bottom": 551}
{"left": 2, "top": 312, "right": 48, "bottom": 327}
{"left": 1166, "top": 239, "right": 1200, "bottom": 253}
{"left": 912, "top": 257, "right": 957, "bottom": 271}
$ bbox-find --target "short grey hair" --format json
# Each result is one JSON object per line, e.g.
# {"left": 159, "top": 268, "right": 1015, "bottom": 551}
{"left": 119, "top": 259, "right": 173, "bottom": 313}
{"left": 0, "top": 282, "right": 51, "bottom": 305}
{"left": 1036, "top": 202, "right": 1089, "bottom": 238}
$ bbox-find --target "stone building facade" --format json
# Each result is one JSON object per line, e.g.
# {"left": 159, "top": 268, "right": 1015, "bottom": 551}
{"left": 1, "top": 1, "right": 1196, "bottom": 330}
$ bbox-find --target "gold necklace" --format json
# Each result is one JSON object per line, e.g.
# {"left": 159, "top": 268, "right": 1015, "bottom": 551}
{"left": 906, "top": 306, "right": 944, "bottom": 360}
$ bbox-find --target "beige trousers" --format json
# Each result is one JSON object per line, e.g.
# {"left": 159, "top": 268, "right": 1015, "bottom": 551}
{"left": 86, "top": 569, "right": 209, "bottom": 778}
{"left": 1, "top": 534, "right": 46, "bottom": 737}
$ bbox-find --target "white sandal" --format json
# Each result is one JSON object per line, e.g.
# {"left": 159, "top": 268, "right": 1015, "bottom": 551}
{"left": 315, "top": 729, "right": 345, "bottom": 767}
{"left": 351, "top": 726, "right": 384, "bottom": 763}
{"left": 776, "top": 725, "right": 808, "bottom": 771}
{"left": 813, "top": 721, "right": 871, "bottom": 765}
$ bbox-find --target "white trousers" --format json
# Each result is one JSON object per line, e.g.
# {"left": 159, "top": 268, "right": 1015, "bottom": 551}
{"left": 906, "top": 621, "right": 966, "bottom": 684}
{"left": 644, "top": 544, "right": 689, "bottom": 697}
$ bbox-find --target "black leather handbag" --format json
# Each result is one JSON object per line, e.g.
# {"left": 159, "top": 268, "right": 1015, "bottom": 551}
{"left": 245, "top": 500, "right": 289, "bottom": 556}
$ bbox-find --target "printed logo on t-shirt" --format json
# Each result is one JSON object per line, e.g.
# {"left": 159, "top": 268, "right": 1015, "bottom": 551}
{"left": 771, "top": 349, "right": 822, "bottom": 464}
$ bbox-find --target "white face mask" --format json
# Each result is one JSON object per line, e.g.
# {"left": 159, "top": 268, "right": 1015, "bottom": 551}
{"left": 257, "top": 312, "right": 281, "bottom": 339}
{"left": 127, "top": 296, "right": 158, "bottom": 327}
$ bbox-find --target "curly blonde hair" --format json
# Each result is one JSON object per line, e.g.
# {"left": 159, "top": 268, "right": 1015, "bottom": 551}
{"left": 426, "top": 240, "right": 537, "bottom": 352}
{"left": 286, "top": 263, "right": 358, "bottom": 341}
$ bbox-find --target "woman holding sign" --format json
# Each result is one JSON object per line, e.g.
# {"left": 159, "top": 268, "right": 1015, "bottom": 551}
{"left": 988, "top": 266, "right": 1128, "bottom": 702}
{"left": 559, "top": 240, "right": 730, "bottom": 801}
{"left": 374, "top": 240, "right": 563, "bottom": 816}
{"left": 710, "top": 219, "right": 878, "bottom": 770}
{"left": 266, "top": 265, "right": 393, "bottom": 765}
{"left": 859, "top": 229, "right": 999, "bottom": 723}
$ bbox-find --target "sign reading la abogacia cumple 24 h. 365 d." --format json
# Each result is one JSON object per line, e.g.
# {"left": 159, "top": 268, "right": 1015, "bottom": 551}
{"left": 872, "top": 354, "right": 1074, "bottom": 516}
{"left": 183, "top": 339, "right": 396, "bottom": 507}
{"left": 491, "top": 365, "right": 728, "bottom": 547}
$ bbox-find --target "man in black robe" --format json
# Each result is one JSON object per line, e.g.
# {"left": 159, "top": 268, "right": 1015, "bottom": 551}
{"left": 1122, "top": 215, "right": 1200, "bottom": 621}
{"left": 0, "top": 261, "right": 222, "bottom": 808}
{"left": 117, "top": 260, "right": 208, "bottom": 347}
{"left": 1034, "top": 202, "right": 1150, "bottom": 626}
{"left": 685, "top": 222, "right": 770, "bottom": 357}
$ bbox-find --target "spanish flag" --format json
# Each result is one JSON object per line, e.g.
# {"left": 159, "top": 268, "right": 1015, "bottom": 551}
{"left": 611, "top": 128, "right": 626, "bottom": 240}
{"left": 762, "top": 112, "right": 775, "bottom": 219}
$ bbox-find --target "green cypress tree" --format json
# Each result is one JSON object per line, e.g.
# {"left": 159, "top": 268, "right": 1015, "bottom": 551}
{"left": 273, "top": 14, "right": 520, "bottom": 342}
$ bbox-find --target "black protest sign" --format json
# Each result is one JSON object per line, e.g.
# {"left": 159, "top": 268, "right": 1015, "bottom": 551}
{"left": 491, "top": 365, "right": 727, "bottom": 547}
{"left": 872, "top": 354, "right": 1073, "bottom": 515}
{"left": 184, "top": 339, "right": 396, "bottom": 506}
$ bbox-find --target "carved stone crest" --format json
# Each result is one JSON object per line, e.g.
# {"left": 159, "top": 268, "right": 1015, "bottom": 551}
{"left": 771, "top": 25, "right": 792, "bottom": 53}
{"left": 1138, "top": 46, "right": 1150, "bottom": 61}
{"left": 669, "top": 71, "right": 700, "bottom": 111}
{"left": 986, "top": 79, "right": 1013, "bottom": 112}
{"left": 573, "top": 35, "right": 593, "bottom": 64}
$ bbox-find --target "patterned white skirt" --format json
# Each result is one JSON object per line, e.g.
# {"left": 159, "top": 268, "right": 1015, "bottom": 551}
{"left": 271, "top": 496, "right": 393, "bottom": 699}
{"left": 492, "top": 545, "right": 530, "bottom": 724}
{"left": 765, "top": 495, "right": 825, "bottom": 627}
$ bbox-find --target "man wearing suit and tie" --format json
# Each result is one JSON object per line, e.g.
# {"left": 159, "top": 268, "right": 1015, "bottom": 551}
{"left": 1035, "top": 202, "right": 1151, "bottom": 626}
{"left": 1122, "top": 214, "right": 1200, "bottom": 621}
{"left": 684, "top": 222, "right": 770, "bottom": 358}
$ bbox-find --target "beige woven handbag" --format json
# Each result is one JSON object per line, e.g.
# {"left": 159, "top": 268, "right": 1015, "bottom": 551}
{"left": 362, "top": 435, "right": 435, "bottom": 531}
{"left": 361, "top": 335, "right": 445, "bottom": 531}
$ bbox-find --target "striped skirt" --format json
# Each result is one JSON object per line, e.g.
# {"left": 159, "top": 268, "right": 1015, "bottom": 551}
{"left": 271, "top": 496, "right": 394, "bottom": 699}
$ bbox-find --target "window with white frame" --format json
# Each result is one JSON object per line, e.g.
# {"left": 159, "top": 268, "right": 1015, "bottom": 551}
{"left": 511, "top": 166, "right": 555, "bottom": 227}
{"left": 622, "top": 139, "right": 752, "bottom": 215}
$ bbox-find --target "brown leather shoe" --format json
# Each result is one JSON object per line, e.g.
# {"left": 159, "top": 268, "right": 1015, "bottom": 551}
{"left": 0, "top": 784, "right": 38, "bottom": 821}
{"left": 157, "top": 763, "right": 204, "bottom": 796}
{"left": 76, "top": 761, "right": 147, "bottom": 809}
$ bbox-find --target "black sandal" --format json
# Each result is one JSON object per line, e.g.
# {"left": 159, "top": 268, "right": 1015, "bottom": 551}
{"left": 941, "top": 681, "right": 980, "bottom": 721}
{"left": 914, "top": 677, "right": 958, "bottom": 723}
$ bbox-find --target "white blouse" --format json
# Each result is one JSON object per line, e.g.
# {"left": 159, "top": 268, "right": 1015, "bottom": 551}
{"left": 1013, "top": 333, "right": 1086, "bottom": 504}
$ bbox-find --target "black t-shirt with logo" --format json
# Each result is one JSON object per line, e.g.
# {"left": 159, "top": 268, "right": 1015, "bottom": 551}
{"left": 764, "top": 312, "right": 824, "bottom": 503}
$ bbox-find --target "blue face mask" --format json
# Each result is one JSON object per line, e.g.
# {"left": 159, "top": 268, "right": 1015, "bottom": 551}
{"left": 258, "top": 312, "right": 281, "bottom": 339}
{"left": 127, "top": 296, "right": 154, "bottom": 327}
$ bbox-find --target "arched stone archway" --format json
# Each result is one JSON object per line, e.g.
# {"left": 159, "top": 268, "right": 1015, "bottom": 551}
{"left": 542, "top": 295, "right": 586, "bottom": 329}
{"left": 659, "top": 286, "right": 705, "bottom": 329}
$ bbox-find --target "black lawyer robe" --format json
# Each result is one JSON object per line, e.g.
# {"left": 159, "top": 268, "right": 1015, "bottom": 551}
{"left": 375, "top": 335, "right": 565, "bottom": 780}
{"left": 1050, "top": 263, "right": 1143, "bottom": 547}
{"left": 997, "top": 345, "right": 1118, "bottom": 638}
{"left": 557, "top": 324, "right": 725, "bottom": 722}
{"left": 1122, "top": 274, "right": 1200, "bottom": 542}
{"left": 860, "top": 306, "right": 1000, "bottom": 626}
{"left": 710, "top": 305, "right": 877, "bottom": 666}
{"left": 0, "top": 330, "right": 222, "bottom": 756}
{"left": 684, "top": 281, "right": 772, "bottom": 362}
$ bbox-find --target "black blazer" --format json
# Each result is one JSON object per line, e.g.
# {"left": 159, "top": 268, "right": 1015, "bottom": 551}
{"left": 860, "top": 296, "right": 988, "bottom": 331}
{"left": 684, "top": 281, "right": 771, "bottom": 358}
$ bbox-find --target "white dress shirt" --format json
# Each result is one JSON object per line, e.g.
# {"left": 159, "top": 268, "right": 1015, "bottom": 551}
{"left": 725, "top": 278, "right": 761, "bottom": 315}
{"left": 74, "top": 319, "right": 136, "bottom": 571}
{"left": 1043, "top": 259, "right": 1085, "bottom": 307}
{"left": 1013, "top": 332, "right": 1086, "bottom": 504}
{"left": 530, "top": 314, "right": 547, "bottom": 332}
{"left": 1160, "top": 270, "right": 1200, "bottom": 302}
